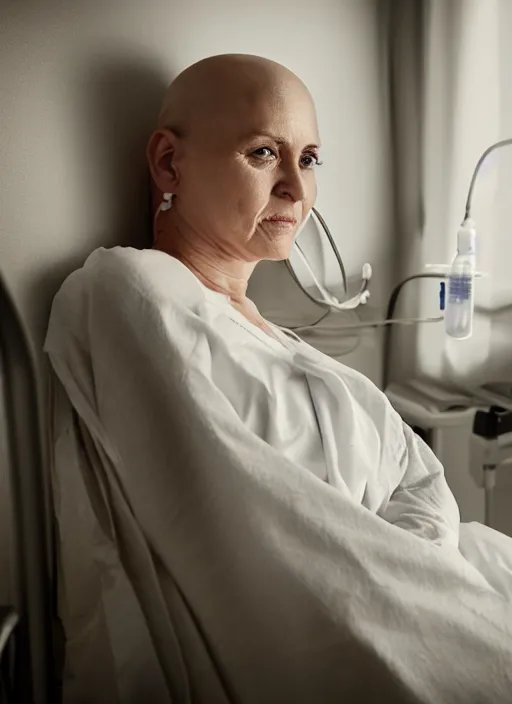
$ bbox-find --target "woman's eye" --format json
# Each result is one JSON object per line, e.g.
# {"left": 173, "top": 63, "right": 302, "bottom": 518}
{"left": 252, "top": 147, "right": 276, "bottom": 160}
{"left": 300, "top": 153, "right": 322, "bottom": 169}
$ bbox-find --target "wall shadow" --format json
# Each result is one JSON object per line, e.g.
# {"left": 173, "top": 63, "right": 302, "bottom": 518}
{"left": 32, "top": 52, "right": 171, "bottom": 357}
{"left": 76, "top": 52, "right": 170, "bottom": 250}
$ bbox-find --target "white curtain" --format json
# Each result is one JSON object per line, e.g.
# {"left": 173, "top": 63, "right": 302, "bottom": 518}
{"left": 388, "top": 0, "right": 505, "bottom": 387}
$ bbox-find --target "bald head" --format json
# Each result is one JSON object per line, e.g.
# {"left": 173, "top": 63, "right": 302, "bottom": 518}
{"left": 157, "top": 54, "right": 314, "bottom": 136}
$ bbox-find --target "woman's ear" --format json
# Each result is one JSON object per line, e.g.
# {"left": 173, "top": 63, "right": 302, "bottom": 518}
{"left": 146, "top": 128, "right": 182, "bottom": 194}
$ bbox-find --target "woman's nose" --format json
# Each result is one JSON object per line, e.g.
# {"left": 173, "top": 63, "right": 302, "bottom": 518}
{"left": 273, "top": 165, "right": 307, "bottom": 203}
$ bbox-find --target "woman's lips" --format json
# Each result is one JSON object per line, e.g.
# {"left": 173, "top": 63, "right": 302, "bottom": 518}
{"left": 263, "top": 216, "right": 298, "bottom": 226}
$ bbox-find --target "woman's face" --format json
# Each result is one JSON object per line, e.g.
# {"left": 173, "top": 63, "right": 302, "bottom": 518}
{"left": 173, "top": 83, "right": 321, "bottom": 263}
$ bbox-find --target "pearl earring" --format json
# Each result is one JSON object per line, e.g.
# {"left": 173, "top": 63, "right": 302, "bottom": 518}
{"left": 160, "top": 192, "right": 173, "bottom": 211}
{"left": 153, "top": 192, "right": 174, "bottom": 240}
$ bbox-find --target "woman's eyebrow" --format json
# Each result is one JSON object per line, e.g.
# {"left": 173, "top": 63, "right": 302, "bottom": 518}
{"left": 241, "top": 131, "right": 321, "bottom": 150}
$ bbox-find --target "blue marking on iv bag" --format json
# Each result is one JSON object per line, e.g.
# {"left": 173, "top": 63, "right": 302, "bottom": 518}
{"left": 448, "top": 274, "right": 472, "bottom": 301}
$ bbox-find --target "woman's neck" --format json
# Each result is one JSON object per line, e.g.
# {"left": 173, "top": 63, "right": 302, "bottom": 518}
{"left": 154, "top": 221, "right": 256, "bottom": 304}
{"left": 155, "top": 221, "right": 279, "bottom": 339}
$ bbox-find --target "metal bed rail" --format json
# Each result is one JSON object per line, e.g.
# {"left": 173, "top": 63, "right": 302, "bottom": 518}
{"left": 0, "top": 273, "right": 55, "bottom": 703}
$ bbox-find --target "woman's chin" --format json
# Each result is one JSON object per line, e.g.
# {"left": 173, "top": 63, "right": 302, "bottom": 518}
{"left": 259, "top": 236, "right": 295, "bottom": 262}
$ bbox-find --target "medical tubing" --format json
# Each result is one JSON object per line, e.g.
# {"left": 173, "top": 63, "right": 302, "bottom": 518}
{"left": 382, "top": 273, "right": 444, "bottom": 390}
{"left": 293, "top": 243, "right": 339, "bottom": 304}
{"left": 283, "top": 206, "right": 349, "bottom": 328}
{"left": 464, "top": 138, "right": 512, "bottom": 221}
{"left": 310, "top": 207, "right": 348, "bottom": 294}
{"left": 444, "top": 138, "right": 512, "bottom": 340}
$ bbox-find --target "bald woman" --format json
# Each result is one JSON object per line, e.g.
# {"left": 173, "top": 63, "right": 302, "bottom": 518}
{"left": 147, "top": 54, "right": 320, "bottom": 336}
{"left": 45, "top": 54, "right": 512, "bottom": 704}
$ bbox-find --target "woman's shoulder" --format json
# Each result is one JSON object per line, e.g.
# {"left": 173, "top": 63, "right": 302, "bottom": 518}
{"left": 46, "top": 247, "right": 207, "bottom": 350}
{"left": 45, "top": 247, "right": 208, "bottom": 365}
{"left": 80, "top": 246, "right": 206, "bottom": 309}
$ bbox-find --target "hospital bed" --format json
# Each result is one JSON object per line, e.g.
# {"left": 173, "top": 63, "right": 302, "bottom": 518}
{"left": 2, "top": 260, "right": 512, "bottom": 703}
{"left": 0, "top": 273, "right": 56, "bottom": 703}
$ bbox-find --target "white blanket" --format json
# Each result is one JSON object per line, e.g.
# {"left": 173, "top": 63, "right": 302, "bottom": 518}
{"left": 45, "top": 247, "right": 512, "bottom": 704}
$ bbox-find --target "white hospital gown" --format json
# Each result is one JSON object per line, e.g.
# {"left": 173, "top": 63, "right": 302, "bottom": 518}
{"left": 44, "top": 246, "right": 512, "bottom": 704}
{"left": 194, "top": 266, "right": 460, "bottom": 549}
{"left": 184, "top": 254, "right": 512, "bottom": 598}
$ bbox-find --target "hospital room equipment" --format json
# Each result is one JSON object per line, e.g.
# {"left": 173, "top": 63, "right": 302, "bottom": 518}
{"left": 287, "top": 207, "right": 372, "bottom": 316}
{"left": 285, "top": 210, "right": 447, "bottom": 340}
{"left": 285, "top": 138, "right": 512, "bottom": 343}
{"left": 443, "top": 137, "right": 512, "bottom": 339}
{"left": 472, "top": 405, "right": 512, "bottom": 529}
{"left": 385, "top": 378, "right": 512, "bottom": 533}
{"left": 284, "top": 210, "right": 444, "bottom": 338}
{"left": 385, "top": 380, "right": 484, "bottom": 524}
{"left": 0, "top": 273, "right": 55, "bottom": 703}
{"left": 444, "top": 218, "right": 477, "bottom": 339}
